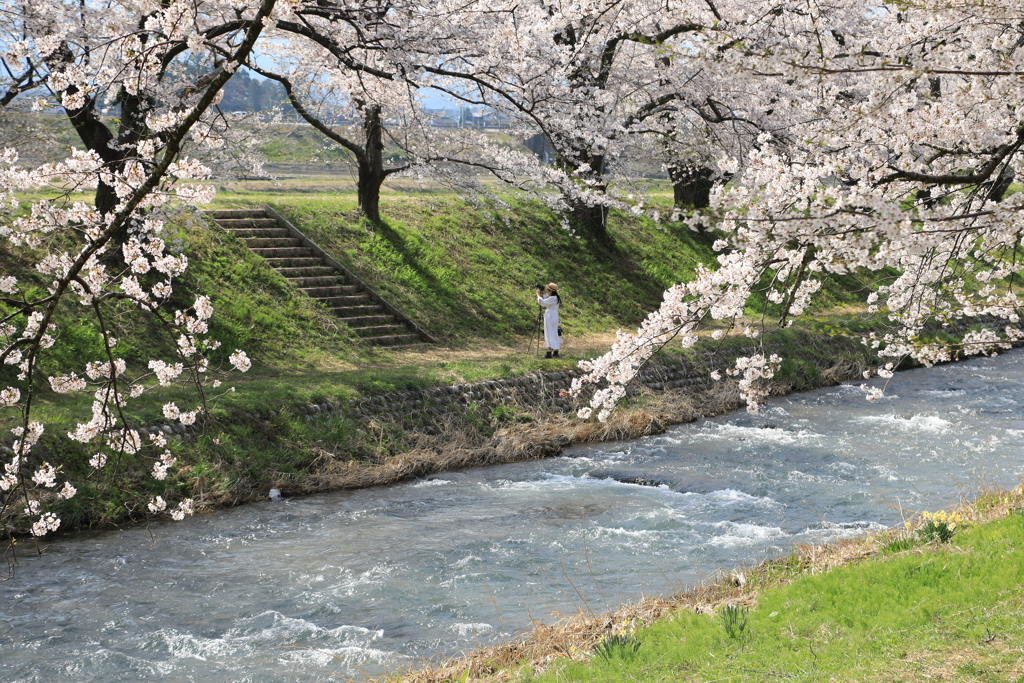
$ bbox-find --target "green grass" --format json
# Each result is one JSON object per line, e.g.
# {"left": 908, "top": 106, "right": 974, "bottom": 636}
{"left": 4, "top": 188, "right": 723, "bottom": 428}
{"left": 521, "top": 515, "right": 1024, "bottom": 682}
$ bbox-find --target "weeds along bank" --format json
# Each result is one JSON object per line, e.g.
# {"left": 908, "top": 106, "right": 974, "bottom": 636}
{"left": 0, "top": 195, "right": 871, "bottom": 533}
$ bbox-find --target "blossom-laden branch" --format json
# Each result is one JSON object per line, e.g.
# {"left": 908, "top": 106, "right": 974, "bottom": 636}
{"left": 0, "top": 0, "right": 279, "bottom": 552}
{"left": 571, "top": 0, "right": 1024, "bottom": 418}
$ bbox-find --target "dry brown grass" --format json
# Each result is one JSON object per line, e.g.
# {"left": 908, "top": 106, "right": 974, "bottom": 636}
{"left": 255, "top": 381, "right": 747, "bottom": 499}
{"left": 886, "top": 634, "right": 1024, "bottom": 683}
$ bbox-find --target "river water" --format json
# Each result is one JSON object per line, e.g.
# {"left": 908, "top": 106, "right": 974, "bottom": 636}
{"left": 3, "top": 351, "right": 1024, "bottom": 682}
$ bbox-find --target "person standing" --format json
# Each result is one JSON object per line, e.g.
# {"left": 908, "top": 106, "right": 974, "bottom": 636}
{"left": 537, "top": 283, "right": 561, "bottom": 358}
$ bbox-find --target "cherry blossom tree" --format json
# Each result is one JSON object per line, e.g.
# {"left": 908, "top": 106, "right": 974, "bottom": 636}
{"left": 404, "top": 0, "right": 789, "bottom": 243}
{"left": 239, "top": 0, "right": 713, "bottom": 241}
{"left": 253, "top": 14, "right": 586, "bottom": 224}
{"left": 0, "top": 0, "right": 287, "bottom": 550}
{"left": 2, "top": 0, "right": 477, "bottom": 551}
{"left": 6, "top": 0, "right": 1024, "bottom": 553}
{"left": 573, "top": 0, "right": 1024, "bottom": 418}
{"left": 247, "top": 55, "right": 421, "bottom": 223}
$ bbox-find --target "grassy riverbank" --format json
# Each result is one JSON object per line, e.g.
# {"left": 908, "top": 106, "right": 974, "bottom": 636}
{"left": 4, "top": 187, "right": 872, "bottom": 429}
{"left": 2, "top": 188, "right": 890, "bottom": 534}
{"left": 5, "top": 324, "right": 879, "bottom": 532}
{"left": 394, "top": 487, "right": 1024, "bottom": 683}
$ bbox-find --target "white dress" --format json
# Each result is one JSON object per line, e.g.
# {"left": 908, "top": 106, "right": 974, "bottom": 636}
{"left": 537, "top": 294, "right": 561, "bottom": 350}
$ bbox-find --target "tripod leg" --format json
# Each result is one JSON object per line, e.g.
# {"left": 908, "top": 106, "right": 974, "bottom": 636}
{"left": 528, "top": 311, "right": 540, "bottom": 355}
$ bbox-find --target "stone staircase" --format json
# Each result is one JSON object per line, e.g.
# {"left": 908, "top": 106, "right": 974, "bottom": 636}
{"left": 209, "top": 207, "right": 434, "bottom": 347}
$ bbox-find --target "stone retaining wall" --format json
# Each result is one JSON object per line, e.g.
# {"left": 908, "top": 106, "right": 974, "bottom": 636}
{"left": 288, "top": 340, "right": 801, "bottom": 434}
{"left": 111, "top": 320, "right": 1001, "bottom": 439}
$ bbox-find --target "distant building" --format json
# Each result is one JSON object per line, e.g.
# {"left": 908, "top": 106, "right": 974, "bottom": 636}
{"left": 422, "top": 106, "right": 512, "bottom": 129}
{"left": 524, "top": 133, "right": 555, "bottom": 164}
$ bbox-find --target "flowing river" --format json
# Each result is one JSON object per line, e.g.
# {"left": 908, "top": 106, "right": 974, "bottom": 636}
{"left": 3, "top": 350, "right": 1024, "bottom": 682}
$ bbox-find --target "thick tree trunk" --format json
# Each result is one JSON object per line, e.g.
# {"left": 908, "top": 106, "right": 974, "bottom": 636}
{"left": 64, "top": 96, "right": 118, "bottom": 215}
{"left": 52, "top": 43, "right": 157, "bottom": 225}
{"left": 567, "top": 202, "right": 610, "bottom": 243}
{"left": 668, "top": 164, "right": 715, "bottom": 209}
{"left": 558, "top": 149, "right": 613, "bottom": 246}
{"left": 357, "top": 167, "right": 385, "bottom": 224}
{"left": 356, "top": 104, "right": 387, "bottom": 224}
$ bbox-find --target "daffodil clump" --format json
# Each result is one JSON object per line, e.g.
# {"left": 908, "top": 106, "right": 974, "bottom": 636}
{"left": 918, "top": 510, "right": 964, "bottom": 543}
{"left": 593, "top": 619, "right": 642, "bottom": 662}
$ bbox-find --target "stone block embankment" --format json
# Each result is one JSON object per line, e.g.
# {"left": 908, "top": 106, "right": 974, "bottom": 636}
{"left": 291, "top": 341, "right": 803, "bottom": 434}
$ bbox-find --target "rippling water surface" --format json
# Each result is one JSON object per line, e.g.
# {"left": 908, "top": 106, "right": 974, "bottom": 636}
{"left": 4, "top": 351, "right": 1024, "bottom": 681}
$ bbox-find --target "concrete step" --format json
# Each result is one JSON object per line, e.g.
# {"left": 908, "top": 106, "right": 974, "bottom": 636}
{"left": 252, "top": 247, "right": 318, "bottom": 260}
{"left": 336, "top": 314, "right": 395, "bottom": 327}
{"left": 330, "top": 304, "right": 383, "bottom": 317}
{"left": 329, "top": 296, "right": 375, "bottom": 310}
{"left": 226, "top": 227, "right": 291, "bottom": 238}
{"left": 289, "top": 275, "right": 344, "bottom": 287}
{"left": 363, "top": 333, "right": 423, "bottom": 347}
{"left": 265, "top": 257, "right": 324, "bottom": 268}
{"left": 212, "top": 206, "right": 433, "bottom": 347}
{"left": 243, "top": 237, "right": 302, "bottom": 248}
{"left": 317, "top": 295, "right": 375, "bottom": 307}
{"left": 218, "top": 217, "right": 279, "bottom": 229}
{"left": 353, "top": 324, "right": 410, "bottom": 338}
{"left": 278, "top": 266, "right": 338, "bottom": 278}
{"left": 210, "top": 209, "right": 266, "bottom": 219}
{"left": 300, "top": 285, "right": 359, "bottom": 297}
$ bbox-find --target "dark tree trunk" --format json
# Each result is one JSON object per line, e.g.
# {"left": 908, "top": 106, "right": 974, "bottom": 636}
{"left": 356, "top": 104, "right": 386, "bottom": 224}
{"left": 357, "top": 170, "right": 385, "bottom": 224}
{"left": 63, "top": 79, "right": 151, "bottom": 220}
{"left": 63, "top": 90, "right": 118, "bottom": 215}
{"left": 668, "top": 164, "right": 715, "bottom": 209}
{"left": 261, "top": 69, "right": 391, "bottom": 224}
{"left": 987, "top": 164, "right": 1015, "bottom": 202}
{"left": 94, "top": 183, "right": 120, "bottom": 216}
{"left": 568, "top": 202, "right": 610, "bottom": 243}
{"left": 558, "top": 149, "right": 613, "bottom": 246}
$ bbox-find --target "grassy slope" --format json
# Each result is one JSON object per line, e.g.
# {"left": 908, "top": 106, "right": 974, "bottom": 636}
{"left": 521, "top": 508, "right": 1024, "bottom": 683}
{"left": 3, "top": 186, "right": 879, "bottom": 533}
{"left": 5, "top": 190, "right": 731, "bottom": 424}
{"left": 3, "top": 192, "right": 751, "bottom": 529}
{"left": 211, "top": 192, "right": 722, "bottom": 340}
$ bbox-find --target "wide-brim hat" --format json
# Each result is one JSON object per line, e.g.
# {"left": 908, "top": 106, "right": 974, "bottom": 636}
{"left": 547, "top": 283, "right": 559, "bottom": 292}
